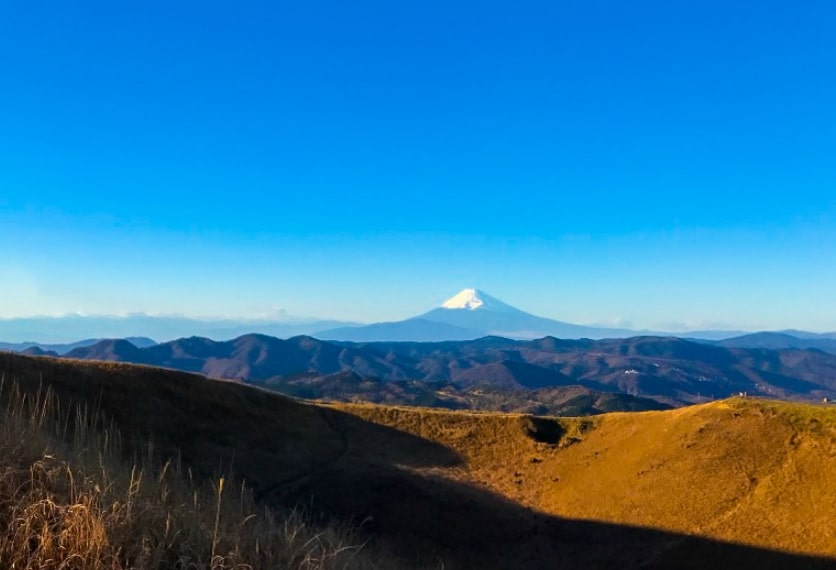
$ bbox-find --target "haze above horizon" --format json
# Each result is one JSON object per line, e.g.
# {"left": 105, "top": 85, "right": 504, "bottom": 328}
{"left": 2, "top": 1, "right": 835, "bottom": 332}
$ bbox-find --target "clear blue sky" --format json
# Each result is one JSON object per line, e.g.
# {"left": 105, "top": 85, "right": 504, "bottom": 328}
{"left": 1, "top": 1, "right": 835, "bottom": 331}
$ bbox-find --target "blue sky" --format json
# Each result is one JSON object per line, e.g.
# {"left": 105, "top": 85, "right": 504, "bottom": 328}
{"left": 1, "top": 1, "right": 835, "bottom": 331}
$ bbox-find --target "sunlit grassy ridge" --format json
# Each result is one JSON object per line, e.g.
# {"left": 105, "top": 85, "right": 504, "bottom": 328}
{"left": 0, "top": 375, "right": 401, "bottom": 570}
{"left": 335, "top": 398, "right": 836, "bottom": 557}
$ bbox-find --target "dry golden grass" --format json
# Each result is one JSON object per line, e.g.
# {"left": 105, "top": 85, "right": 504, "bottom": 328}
{"left": 334, "top": 398, "right": 836, "bottom": 558}
{"left": 3, "top": 352, "right": 834, "bottom": 568}
{"left": 0, "top": 375, "right": 403, "bottom": 570}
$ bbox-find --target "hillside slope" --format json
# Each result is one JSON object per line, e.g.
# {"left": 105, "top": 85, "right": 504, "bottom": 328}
{"left": 1, "top": 352, "right": 834, "bottom": 569}
{"left": 338, "top": 399, "right": 836, "bottom": 558}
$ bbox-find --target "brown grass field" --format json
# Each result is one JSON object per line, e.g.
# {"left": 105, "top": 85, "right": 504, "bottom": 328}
{"left": 1, "top": 351, "right": 835, "bottom": 569}
{"left": 337, "top": 399, "right": 836, "bottom": 560}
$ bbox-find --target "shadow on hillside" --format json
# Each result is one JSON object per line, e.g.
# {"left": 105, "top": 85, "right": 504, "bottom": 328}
{"left": 2, "top": 353, "right": 834, "bottom": 570}
{"left": 0, "top": 353, "right": 462, "bottom": 484}
{"left": 275, "top": 406, "right": 836, "bottom": 570}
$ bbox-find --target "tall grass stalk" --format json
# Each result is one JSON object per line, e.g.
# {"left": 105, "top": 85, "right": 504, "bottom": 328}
{"left": 0, "top": 375, "right": 401, "bottom": 570}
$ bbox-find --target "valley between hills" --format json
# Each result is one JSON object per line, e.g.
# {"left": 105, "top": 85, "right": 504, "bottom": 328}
{"left": 1, "top": 351, "right": 834, "bottom": 569}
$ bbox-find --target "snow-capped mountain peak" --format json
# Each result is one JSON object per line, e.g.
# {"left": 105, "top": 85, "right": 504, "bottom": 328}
{"left": 442, "top": 288, "right": 486, "bottom": 310}
{"left": 438, "top": 288, "right": 525, "bottom": 315}
{"left": 317, "top": 288, "right": 645, "bottom": 341}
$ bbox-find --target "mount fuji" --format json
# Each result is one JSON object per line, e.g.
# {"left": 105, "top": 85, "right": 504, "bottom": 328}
{"left": 315, "top": 288, "right": 640, "bottom": 342}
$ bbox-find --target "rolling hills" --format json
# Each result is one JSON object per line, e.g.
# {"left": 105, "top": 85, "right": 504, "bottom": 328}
{"left": 55, "top": 333, "right": 836, "bottom": 406}
{"left": 714, "top": 331, "right": 836, "bottom": 354}
{"left": 265, "top": 372, "right": 670, "bottom": 416}
{"left": 1, "top": 352, "right": 834, "bottom": 569}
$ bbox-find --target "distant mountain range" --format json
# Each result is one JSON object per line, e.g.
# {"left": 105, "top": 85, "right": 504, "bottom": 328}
{"left": 710, "top": 332, "right": 836, "bottom": 354}
{"left": 0, "top": 314, "right": 358, "bottom": 344}
{"left": 3, "top": 288, "right": 835, "bottom": 411}
{"left": 0, "top": 337, "right": 157, "bottom": 356}
{"left": 317, "top": 288, "right": 824, "bottom": 342}
{"left": 4, "top": 288, "right": 834, "bottom": 346}
{"left": 317, "top": 289, "right": 645, "bottom": 341}
{"left": 24, "top": 332, "right": 835, "bottom": 406}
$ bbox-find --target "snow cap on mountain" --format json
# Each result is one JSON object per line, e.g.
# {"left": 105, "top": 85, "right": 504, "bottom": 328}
{"left": 441, "top": 289, "right": 488, "bottom": 310}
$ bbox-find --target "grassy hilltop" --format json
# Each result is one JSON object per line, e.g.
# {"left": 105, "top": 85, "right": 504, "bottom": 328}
{"left": 339, "top": 398, "right": 836, "bottom": 558}
{"left": 0, "top": 351, "right": 834, "bottom": 569}
{"left": 0, "top": 353, "right": 406, "bottom": 570}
